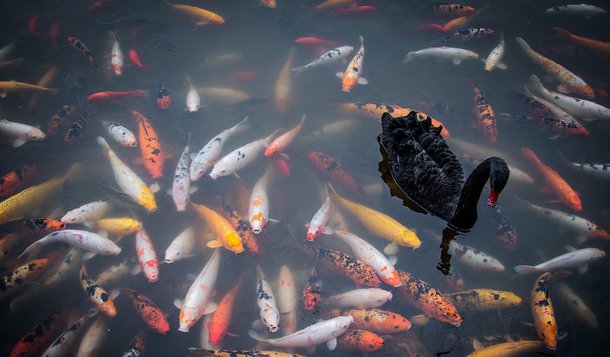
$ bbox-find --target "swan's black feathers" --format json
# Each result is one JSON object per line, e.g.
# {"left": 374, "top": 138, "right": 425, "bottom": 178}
{"left": 381, "top": 111, "right": 464, "bottom": 220}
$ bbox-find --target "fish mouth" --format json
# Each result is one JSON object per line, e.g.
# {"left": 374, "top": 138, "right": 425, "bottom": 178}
{"left": 269, "top": 326, "right": 279, "bottom": 332}
{"left": 178, "top": 325, "right": 190, "bottom": 333}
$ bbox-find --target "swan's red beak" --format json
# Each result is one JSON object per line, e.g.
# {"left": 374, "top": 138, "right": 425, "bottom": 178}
{"left": 488, "top": 189, "right": 499, "bottom": 207}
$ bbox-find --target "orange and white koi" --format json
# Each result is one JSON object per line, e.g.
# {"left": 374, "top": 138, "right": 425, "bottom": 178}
{"left": 273, "top": 48, "right": 294, "bottom": 114}
{"left": 303, "top": 267, "right": 321, "bottom": 310}
{"left": 164, "top": 227, "right": 196, "bottom": 263}
{"left": 80, "top": 264, "right": 119, "bottom": 317}
{"left": 220, "top": 200, "right": 260, "bottom": 255}
{"left": 256, "top": 266, "right": 280, "bottom": 333}
{"left": 209, "top": 130, "right": 278, "bottom": 179}
{"left": 472, "top": 81, "right": 497, "bottom": 143}
{"left": 135, "top": 227, "right": 159, "bottom": 282}
{"left": 326, "top": 288, "right": 393, "bottom": 309}
{"left": 108, "top": 31, "right": 123, "bottom": 76}
{"left": 346, "top": 308, "right": 411, "bottom": 334}
{"left": 521, "top": 147, "right": 582, "bottom": 211}
{"left": 337, "top": 36, "right": 367, "bottom": 92}
{"left": 277, "top": 266, "right": 297, "bottom": 335}
{"left": 265, "top": 115, "right": 305, "bottom": 156}
{"left": 209, "top": 276, "right": 244, "bottom": 344}
{"left": 337, "top": 329, "right": 384, "bottom": 352}
{"left": 396, "top": 270, "right": 463, "bottom": 327}
{"left": 132, "top": 109, "right": 165, "bottom": 179}
{"left": 124, "top": 289, "right": 170, "bottom": 334}
{"left": 333, "top": 230, "right": 402, "bottom": 287}
{"left": 22, "top": 218, "right": 66, "bottom": 234}
{"left": 9, "top": 313, "right": 63, "bottom": 357}
{"left": 306, "top": 193, "right": 333, "bottom": 241}
{"left": 192, "top": 203, "right": 244, "bottom": 253}
{"left": 516, "top": 37, "right": 594, "bottom": 99}
{"left": 249, "top": 167, "right": 274, "bottom": 234}
{"left": 20, "top": 229, "right": 121, "bottom": 261}
{"left": 530, "top": 273, "right": 557, "bottom": 350}
{"left": 0, "top": 258, "right": 47, "bottom": 298}
{"left": 101, "top": 120, "right": 137, "bottom": 148}
{"left": 178, "top": 250, "right": 221, "bottom": 332}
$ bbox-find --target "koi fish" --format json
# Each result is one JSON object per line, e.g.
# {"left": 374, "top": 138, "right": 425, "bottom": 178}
{"left": 0, "top": 118, "right": 46, "bottom": 147}
{"left": 157, "top": 79, "right": 171, "bottom": 110}
{"left": 248, "top": 316, "right": 354, "bottom": 350}
{"left": 521, "top": 147, "right": 582, "bottom": 211}
{"left": 514, "top": 247, "right": 605, "bottom": 275}
{"left": 166, "top": 2, "right": 225, "bottom": 25}
{"left": 467, "top": 340, "right": 543, "bottom": 357}
{"left": 520, "top": 86, "right": 586, "bottom": 131}
{"left": 209, "top": 130, "right": 278, "bottom": 179}
{"left": 333, "top": 102, "right": 450, "bottom": 137}
{"left": 292, "top": 46, "right": 354, "bottom": 75}
{"left": 557, "top": 282, "right": 597, "bottom": 329}
{"left": 198, "top": 87, "right": 250, "bottom": 105}
{"left": 303, "top": 267, "right": 321, "bottom": 310}
{"left": 95, "top": 260, "right": 130, "bottom": 286}
{"left": 396, "top": 270, "right": 463, "bottom": 327}
{"left": 76, "top": 315, "right": 107, "bottom": 356}
{"left": 484, "top": 34, "right": 506, "bottom": 71}
{"left": 9, "top": 313, "right": 63, "bottom": 357}
{"left": 25, "top": 67, "right": 58, "bottom": 112}
{"left": 227, "top": 71, "right": 258, "bottom": 82}
{"left": 298, "top": 241, "right": 381, "bottom": 287}
{"left": 171, "top": 140, "right": 192, "bottom": 212}
{"left": 42, "top": 309, "right": 98, "bottom": 357}
{"left": 132, "top": 109, "right": 165, "bottom": 179}
{"left": 527, "top": 75, "right": 610, "bottom": 121}
{"left": 553, "top": 27, "right": 610, "bottom": 57}
{"left": 249, "top": 167, "right": 273, "bottom": 234}
{"left": 187, "top": 350, "right": 303, "bottom": 357}
{"left": 333, "top": 230, "right": 402, "bottom": 287}
{"left": 95, "top": 217, "right": 142, "bottom": 241}
{"left": 135, "top": 228, "right": 159, "bottom": 282}
{"left": 129, "top": 48, "right": 148, "bottom": 70}
{"left": 337, "top": 329, "right": 384, "bottom": 352}
{"left": 445, "top": 289, "right": 521, "bottom": 311}
{"left": 1, "top": 259, "right": 47, "bottom": 298}
{"left": 20, "top": 229, "right": 121, "bottom": 261}
{"left": 87, "top": 90, "right": 149, "bottom": 101}
{"left": 294, "top": 37, "right": 340, "bottom": 47}
{"left": 0, "top": 81, "right": 58, "bottom": 98}
{"left": 520, "top": 200, "right": 609, "bottom": 243}
{"left": 190, "top": 116, "right": 249, "bottom": 181}
{"left": 433, "top": 233, "right": 505, "bottom": 271}
{"left": 346, "top": 308, "right": 411, "bottom": 334}
{"left": 123, "top": 332, "right": 146, "bottom": 357}
{"left": 433, "top": 3, "right": 476, "bottom": 17}
{"left": 220, "top": 200, "right": 259, "bottom": 255}
{"left": 178, "top": 250, "right": 221, "bottom": 332}
{"left": 333, "top": 5, "right": 377, "bottom": 14}
{"left": 64, "top": 111, "right": 93, "bottom": 145}
{"left": 256, "top": 267, "right": 280, "bottom": 333}
{"left": 328, "top": 185, "right": 421, "bottom": 252}
{"left": 80, "top": 264, "right": 119, "bottom": 317}
{"left": 277, "top": 266, "right": 297, "bottom": 335}
{"left": 27, "top": 16, "right": 40, "bottom": 37}
{"left": 47, "top": 104, "right": 76, "bottom": 135}
{"left": 0, "top": 164, "right": 36, "bottom": 198}
{"left": 124, "top": 289, "right": 169, "bottom": 334}
{"left": 22, "top": 218, "right": 66, "bottom": 234}
{"left": 273, "top": 48, "right": 294, "bottom": 113}
{"left": 326, "top": 288, "right": 393, "bottom": 309}
{"left": 530, "top": 272, "right": 557, "bottom": 350}
{"left": 309, "top": 152, "right": 361, "bottom": 194}
{"left": 186, "top": 76, "right": 201, "bottom": 112}
{"left": 209, "top": 276, "right": 244, "bottom": 344}
{"left": 337, "top": 36, "right": 367, "bottom": 92}
{"left": 43, "top": 247, "right": 81, "bottom": 287}
{"left": 259, "top": 0, "right": 276, "bottom": 8}
{"left": 265, "top": 115, "right": 305, "bottom": 156}
{"left": 101, "top": 120, "right": 137, "bottom": 148}
{"left": 67, "top": 36, "right": 94, "bottom": 63}
{"left": 97, "top": 136, "right": 158, "bottom": 213}
{"left": 108, "top": 31, "right": 123, "bottom": 76}
{"left": 164, "top": 227, "right": 196, "bottom": 263}
{"left": 403, "top": 47, "right": 479, "bottom": 65}
{"left": 306, "top": 194, "right": 333, "bottom": 241}
{"left": 473, "top": 80, "right": 497, "bottom": 143}
{"left": 314, "top": 0, "right": 357, "bottom": 10}
{"left": 545, "top": 4, "right": 606, "bottom": 17}
{"left": 516, "top": 37, "right": 594, "bottom": 99}
{"left": 436, "top": 27, "right": 494, "bottom": 42}
{"left": 488, "top": 205, "right": 518, "bottom": 251}
{"left": 567, "top": 161, "right": 610, "bottom": 179}
{"left": 192, "top": 203, "right": 244, "bottom": 253}
{"left": 0, "top": 164, "right": 80, "bottom": 225}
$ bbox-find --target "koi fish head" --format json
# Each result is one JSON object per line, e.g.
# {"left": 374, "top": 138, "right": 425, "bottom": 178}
{"left": 178, "top": 310, "right": 193, "bottom": 332}
{"left": 306, "top": 226, "right": 319, "bottom": 241}
{"left": 264, "top": 143, "right": 280, "bottom": 157}
{"left": 226, "top": 232, "right": 244, "bottom": 253}
{"left": 140, "top": 188, "right": 158, "bottom": 213}
{"left": 563, "top": 191, "right": 583, "bottom": 212}
{"left": 334, "top": 315, "right": 355, "bottom": 334}
{"left": 27, "top": 128, "right": 46, "bottom": 141}
{"left": 397, "top": 228, "right": 421, "bottom": 249}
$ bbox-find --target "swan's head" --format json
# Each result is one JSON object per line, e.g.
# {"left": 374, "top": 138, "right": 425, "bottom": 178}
{"left": 488, "top": 158, "right": 510, "bottom": 207}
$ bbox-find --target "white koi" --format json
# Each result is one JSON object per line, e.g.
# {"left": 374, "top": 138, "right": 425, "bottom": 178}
{"left": 43, "top": 309, "right": 98, "bottom": 357}
{"left": 101, "top": 120, "right": 136, "bottom": 148}
{"left": 95, "top": 261, "right": 131, "bottom": 286}
{"left": 403, "top": 46, "right": 479, "bottom": 65}
{"left": 190, "top": 116, "right": 249, "bottom": 181}
{"left": 43, "top": 247, "right": 82, "bottom": 286}
{"left": 292, "top": 45, "right": 354, "bottom": 74}
{"left": 445, "top": 236, "right": 505, "bottom": 272}
{"left": 186, "top": 75, "right": 201, "bottom": 113}
{"left": 164, "top": 227, "right": 196, "bottom": 263}
{"left": 557, "top": 282, "right": 597, "bottom": 329}
{"left": 568, "top": 161, "right": 610, "bottom": 179}
{"left": 545, "top": 4, "right": 606, "bottom": 17}
{"left": 306, "top": 194, "right": 333, "bottom": 241}
{"left": 326, "top": 288, "right": 393, "bottom": 309}
{"left": 256, "top": 266, "right": 280, "bottom": 333}
{"left": 20, "top": 229, "right": 121, "bottom": 261}
{"left": 515, "top": 247, "right": 605, "bottom": 275}
{"left": 484, "top": 34, "right": 506, "bottom": 71}
{"left": 0, "top": 118, "right": 46, "bottom": 147}
{"left": 337, "top": 36, "right": 367, "bottom": 92}
{"left": 109, "top": 31, "right": 123, "bottom": 77}
{"left": 76, "top": 316, "right": 107, "bottom": 357}
{"left": 135, "top": 227, "right": 159, "bottom": 283}
{"left": 277, "top": 266, "right": 297, "bottom": 335}
{"left": 61, "top": 200, "right": 111, "bottom": 224}
{"left": 172, "top": 140, "right": 192, "bottom": 211}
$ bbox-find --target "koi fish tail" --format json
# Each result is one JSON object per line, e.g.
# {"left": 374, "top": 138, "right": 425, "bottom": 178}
{"left": 130, "top": 90, "right": 150, "bottom": 98}
{"left": 514, "top": 265, "right": 539, "bottom": 275}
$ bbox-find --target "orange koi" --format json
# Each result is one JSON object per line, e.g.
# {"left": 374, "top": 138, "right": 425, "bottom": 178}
{"left": 395, "top": 270, "right": 463, "bottom": 327}
{"left": 531, "top": 272, "right": 557, "bottom": 350}
{"left": 521, "top": 147, "right": 582, "bottom": 211}
{"left": 22, "top": 218, "right": 66, "bottom": 234}
{"left": 265, "top": 115, "right": 305, "bottom": 156}
{"left": 303, "top": 267, "right": 321, "bottom": 310}
{"left": 132, "top": 109, "right": 165, "bottom": 179}
{"left": 337, "top": 329, "right": 384, "bottom": 352}
{"left": 9, "top": 313, "right": 63, "bottom": 357}
{"left": 124, "top": 289, "right": 170, "bottom": 334}
{"left": 129, "top": 48, "right": 149, "bottom": 70}
{"left": 220, "top": 200, "right": 260, "bottom": 255}
{"left": 347, "top": 308, "right": 411, "bottom": 334}
{"left": 297, "top": 243, "right": 381, "bottom": 287}
{"left": 554, "top": 27, "right": 610, "bottom": 57}
{"left": 0, "top": 164, "right": 37, "bottom": 198}
{"left": 308, "top": 151, "right": 361, "bottom": 195}
{"left": 87, "top": 90, "right": 149, "bottom": 102}
{"left": 473, "top": 81, "right": 497, "bottom": 143}
{"left": 209, "top": 276, "right": 244, "bottom": 344}
{"left": 1, "top": 258, "right": 47, "bottom": 298}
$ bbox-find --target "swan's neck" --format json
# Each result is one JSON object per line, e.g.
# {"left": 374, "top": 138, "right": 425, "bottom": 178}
{"left": 450, "top": 158, "right": 492, "bottom": 230}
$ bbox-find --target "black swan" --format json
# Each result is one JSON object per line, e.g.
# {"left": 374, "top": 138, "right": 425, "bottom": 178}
{"left": 379, "top": 111, "right": 510, "bottom": 231}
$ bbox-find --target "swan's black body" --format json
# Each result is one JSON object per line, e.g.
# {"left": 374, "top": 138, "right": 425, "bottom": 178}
{"left": 380, "top": 111, "right": 510, "bottom": 231}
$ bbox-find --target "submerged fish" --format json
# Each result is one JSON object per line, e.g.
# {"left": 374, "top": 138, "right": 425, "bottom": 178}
{"left": 445, "top": 289, "right": 522, "bottom": 311}
{"left": 337, "top": 36, "right": 367, "bottom": 92}
{"left": 514, "top": 247, "right": 605, "bottom": 275}
{"left": 530, "top": 272, "right": 557, "bottom": 350}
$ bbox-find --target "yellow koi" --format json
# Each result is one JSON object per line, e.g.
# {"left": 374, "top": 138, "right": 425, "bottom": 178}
{"left": 467, "top": 340, "right": 543, "bottom": 357}
{"left": 0, "top": 81, "right": 58, "bottom": 97}
{"left": 445, "top": 289, "right": 522, "bottom": 311}
{"left": 95, "top": 217, "right": 142, "bottom": 242}
{"left": 166, "top": 2, "right": 225, "bottom": 25}
{"left": 192, "top": 203, "right": 244, "bottom": 254}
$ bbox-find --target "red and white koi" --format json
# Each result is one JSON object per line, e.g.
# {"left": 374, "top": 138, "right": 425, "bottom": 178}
{"left": 265, "top": 115, "right": 305, "bottom": 156}
{"left": 178, "top": 250, "right": 221, "bottom": 332}
{"left": 164, "top": 227, "right": 196, "bottom": 263}
{"left": 326, "top": 288, "right": 393, "bottom": 309}
{"left": 190, "top": 116, "right": 249, "bottom": 181}
{"left": 172, "top": 140, "right": 192, "bottom": 212}
{"left": 333, "top": 230, "right": 402, "bottom": 287}
{"left": 135, "top": 227, "right": 159, "bottom": 282}
{"left": 337, "top": 36, "right": 367, "bottom": 92}
{"left": 292, "top": 46, "right": 354, "bottom": 75}
{"left": 186, "top": 76, "right": 201, "bottom": 113}
{"left": 306, "top": 193, "right": 333, "bottom": 241}
{"left": 20, "top": 229, "right": 121, "bottom": 261}
{"left": 61, "top": 200, "right": 110, "bottom": 224}
{"left": 249, "top": 167, "right": 273, "bottom": 234}
{"left": 109, "top": 31, "right": 123, "bottom": 77}
{"left": 277, "top": 266, "right": 297, "bottom": 335}
{"left": 101, "top": 120, "right": 137, "bottom": 148}
{"left": 256, "top": 266, "right": 280, "bottom": 333}
{"left": 209, "top": 130, "right": 278, "bottom": 179}
{"left": 248, "top": 316, "right": 354, "bottom": 350}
